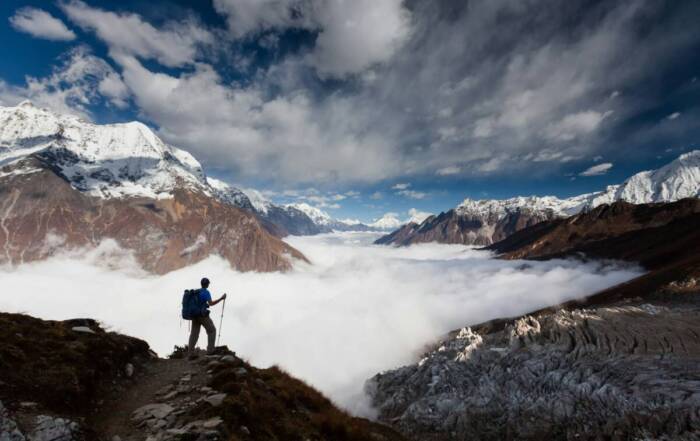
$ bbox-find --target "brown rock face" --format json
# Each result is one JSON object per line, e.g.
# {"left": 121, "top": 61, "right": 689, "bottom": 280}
{"left": 0, "top": 158, "right": 307, "bottom": 273}
{"left": 488, "top": 198, "right": 700, "bottom": 306}
{"left": 375, "top": 209, "right": 558, "bottom": 246}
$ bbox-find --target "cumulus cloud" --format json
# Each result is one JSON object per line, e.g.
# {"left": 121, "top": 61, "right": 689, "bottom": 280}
{"left": 60, "top": 0, "right": 212, "bottom": 67}
{"left": 391, "top": 183, "right": 410, "bottom": 190}
{"left": 579, "top": 162, "right": 613, "bottom": 176}
{"left": 0, "top": 233, "right": 641, "bottom": 415}
{"left": 10, "top": 7, "right": 76, "bottom": 41}
{"left": 0, "top": 47, "right": 129, "bottom": 117}
{"left": 667, "top": 112, "right": 681, "bottom": 120}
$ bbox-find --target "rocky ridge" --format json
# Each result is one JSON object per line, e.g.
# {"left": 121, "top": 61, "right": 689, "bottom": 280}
{"left": 0, "top": 312, "right": 407, "bottom": 441}
{"left": 376, "top": 150, "right": 700, "bottom": 246}
{"left": 367, "top": 301, "right": 700, "bottom": 440}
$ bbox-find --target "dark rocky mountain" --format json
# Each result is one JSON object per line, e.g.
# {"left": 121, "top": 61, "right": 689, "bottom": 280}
{"left": 368, "top": 198, "right": 700, "bottom": 440}
{"left": 0, "top": 312, "right": 407, "bottom": 441}
{"left": 375, "top": 198, "right": 564, "bottom": 246}
{"left": 0, "top": 102, "right": 306, "bottom": 273}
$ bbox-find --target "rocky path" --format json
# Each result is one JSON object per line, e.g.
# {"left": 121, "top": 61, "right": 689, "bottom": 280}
{"left": 91, "top": 353, "right": 233, "bottom": 441}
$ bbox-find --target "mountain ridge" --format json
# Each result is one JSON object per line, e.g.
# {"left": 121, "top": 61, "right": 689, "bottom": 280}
{"left": 376, "top": 150, "right": 700, "bottom": 246}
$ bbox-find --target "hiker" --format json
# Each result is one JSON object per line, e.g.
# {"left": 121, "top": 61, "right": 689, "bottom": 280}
{"left": 187, "top": 277, "right": 226, "bottom": 357}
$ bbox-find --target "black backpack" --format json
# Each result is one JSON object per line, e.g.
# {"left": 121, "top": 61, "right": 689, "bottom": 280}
{"left": 182, "top": 289, "right": 207, "bottom": 320}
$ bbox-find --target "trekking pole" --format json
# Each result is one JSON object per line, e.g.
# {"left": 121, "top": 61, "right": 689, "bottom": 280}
{"left": 217, "top": 295, "right": 226, "bottom": 346}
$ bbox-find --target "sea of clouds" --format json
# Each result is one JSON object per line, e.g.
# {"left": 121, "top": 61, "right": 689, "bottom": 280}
{"left": 0, "top": 232, "right": 642, "bottom": 416}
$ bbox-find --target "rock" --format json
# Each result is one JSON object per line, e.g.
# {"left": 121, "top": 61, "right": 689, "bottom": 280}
{"left": 70, "top": 326, "right": 95, "bottom": 334}
{"left": 201, "top": 418, "right": 223, "bottom": 429}
{"left": 220, "top": 356, "right": 236, "bottom": 363}
{"left": 0, "top": 401, "right": 27, "bottom": 441}
{"left": 156, "top": 385, "right": 174, "bottom": 396}
{"left": 124, "top": 363, "right": 134, "bottom": 378}
{"left": 162, "top": 391, "right": 179, "bottom": 400}
{"left": 112, "top": 436, "right": 122, "bottom": 441}
{"left": 234, "top": 367, "right": 248, "bottom": 376}
{"left": 30, "top": 415, "right": 80, "bottom": 441}
{"left": 132, "top": 403, "right": 175, "bottom": 422}
{"left": 368, "top": 304, "right": 700, "bottom": 440}
{"left": 240, "top": 426, "right": 250, "bottom": 435}
{"left": 18, "top": 402, "right": 37, "bottom": 409}
{"left": 203, "top": 394, "right": 227, "bottom": 407}
{"left": 179, "top": 374, "right": 191, "bottom": 383}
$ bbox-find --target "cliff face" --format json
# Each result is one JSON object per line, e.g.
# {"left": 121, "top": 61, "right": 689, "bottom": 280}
{"left": 0, "top": 157, "right": 306, "bottom": 273}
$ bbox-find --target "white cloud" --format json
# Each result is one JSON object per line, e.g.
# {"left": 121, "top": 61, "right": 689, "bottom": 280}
{"left": 667, "top": 112, "right": 681, "bottom": 120}
{"left": 0, "top": 233, "right": 641, "bottom": 416}
{"left": 407, "top": 208, "right": 431, "bottom": 224}
{"left": 0, "top": 47, "right": 129, "bottom": 118}
{"left": 397, "top": 189, "right": 427, "bottom": 200}
{"left": 9, "top": 7, "right": 76, "bottom": 41}
{"left": 108, "top": 52, "right": 398, "bottom": 184}
{"left": 369, "top": 191, "right": 382, "bottom": 200}
{"left": 391, "top": 183, "right": 410, "bottom": 190}
{"left": 436, "top": 165, "right": 460, "bottom": 176}
{"left": 60, "top": 0, "right": 212, "bottom": 67}
{"left": 213, "top": 0, "right": 411, "bottom": 78}
{"left": 579, "top": 162, "right": 613, "bottom": 176}
{"left": 545, "top": 110, "right": 613, "bottom": 141}
{"left": 309, "top": 0, "right": 411, "bottom": 78}
{"left": 212, "top": 0, "right": 309, "bottom": 37}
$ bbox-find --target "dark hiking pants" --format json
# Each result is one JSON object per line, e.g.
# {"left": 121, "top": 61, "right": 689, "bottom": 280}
{"left": 188, "top": 315, "right": 216, "bottom": 354}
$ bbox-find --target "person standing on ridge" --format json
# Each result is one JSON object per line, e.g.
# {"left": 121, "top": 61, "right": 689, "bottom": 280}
{"left": 188, "top": 277, "right": 226, "bottom": 357}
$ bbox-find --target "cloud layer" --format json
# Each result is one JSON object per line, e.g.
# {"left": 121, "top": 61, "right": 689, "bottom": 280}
{"left": 5, "top": 1, "right": 700, "bottom": 186}
{"left": 0, "top": 233, "right": 641, "bottom": 416}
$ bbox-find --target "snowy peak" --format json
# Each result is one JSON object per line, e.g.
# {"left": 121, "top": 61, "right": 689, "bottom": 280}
{"left": 606, "top": 150, "right": 700, "bottom": 205}
{"left": 286, "top": 203, "right": 333, "bottom": 226}
{"left": 456, "top": 195, "right": 584, "bottom": 219}
{"left": 0, "top": 102, "right": 207, "bottom": 199}
{"left": 369, "top": 213, "right": 403, "bottom": 230}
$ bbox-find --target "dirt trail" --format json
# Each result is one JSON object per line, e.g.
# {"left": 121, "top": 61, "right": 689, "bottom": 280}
{"left": 91, "top": 356, "right": 211, "bottom": 441}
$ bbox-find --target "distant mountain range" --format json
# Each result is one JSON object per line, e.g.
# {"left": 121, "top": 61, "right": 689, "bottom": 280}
{"left": 376, "top": 150, "right": 700, "bottom": 246}
{"left": 0, "top": 101, "right": 308, "bottom": 273}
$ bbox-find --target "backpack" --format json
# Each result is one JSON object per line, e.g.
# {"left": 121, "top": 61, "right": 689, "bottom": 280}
{"left": 182, "top": 289, "right": 207, "bottom": 320}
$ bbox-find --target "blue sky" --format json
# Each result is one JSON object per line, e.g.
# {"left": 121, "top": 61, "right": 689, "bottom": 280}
{"left": 2, "top": 0, "right": 700, "bottom": 223}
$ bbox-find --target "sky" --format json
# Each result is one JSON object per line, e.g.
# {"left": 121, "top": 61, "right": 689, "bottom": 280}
{"left": 1, "top": 0, "right": 700, "bottom": 223}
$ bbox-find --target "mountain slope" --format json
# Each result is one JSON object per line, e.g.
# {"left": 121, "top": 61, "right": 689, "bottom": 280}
{"left": 0, "top": 312, "right": 407, "bottom": 441}
{"left": 0, "top": 102, "right": 306, "bottom": 273}
{"left": 376, "top": 151, "right": 700, "bottom": 246}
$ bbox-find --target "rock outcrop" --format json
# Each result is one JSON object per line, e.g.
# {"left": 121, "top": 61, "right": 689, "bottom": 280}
{"left": 367, "top": 302, "right": 700, "bottom": 440}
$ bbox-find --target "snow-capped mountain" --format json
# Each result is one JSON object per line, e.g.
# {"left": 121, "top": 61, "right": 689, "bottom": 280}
{"left": 376, "top": 150, "right": 700, "bottom": 246}
{"left": 287, "top": 202, "right": 383, "bottom": 232}
{"left": 369, "top": 213, "right": 403, "bottom": 230}
{"left": 0, "top": 102, "right": 306, "bottom": 272}
{"left": 0, "top": 101, "right": 208, "bottom": 200}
